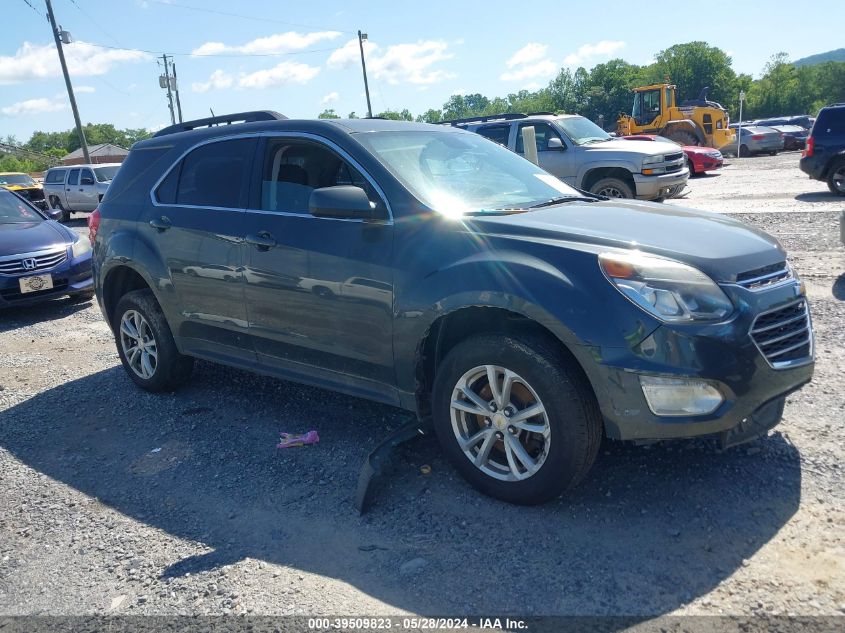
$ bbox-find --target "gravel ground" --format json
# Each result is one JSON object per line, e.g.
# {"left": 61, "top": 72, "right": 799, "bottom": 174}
{"left": 1, "top": 153, "right": 843, "bottom": 618}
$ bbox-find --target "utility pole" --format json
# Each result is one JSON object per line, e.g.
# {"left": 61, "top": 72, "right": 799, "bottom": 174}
{"left": 357, "top": 30, "right": 372, "bottom": 119}
{"left": 171, "top": 63, "right": 183, "bottom": 123}
{"left": 45, "top": 0, "right": 90, "bottom": 163}
{"left": 160, "top": 54, "right": 176, "bottom": 125}
{"left": 737, "top": 90, "right": 746, "bottom": 159}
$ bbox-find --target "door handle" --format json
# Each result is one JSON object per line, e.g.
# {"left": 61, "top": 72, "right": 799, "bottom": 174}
{"left": 245, "top": 231, "right": 276, "bottom": 251}
{"left": 149, "top": 216, "right": 172, "bottom": 231}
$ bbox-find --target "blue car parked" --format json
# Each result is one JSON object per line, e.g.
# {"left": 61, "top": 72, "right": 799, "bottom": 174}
{"left": 0, "top": 188, "right": 93, "bottom": 307}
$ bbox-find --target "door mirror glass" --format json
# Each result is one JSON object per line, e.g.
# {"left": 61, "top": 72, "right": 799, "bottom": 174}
{"left": 45, "top": 207, "right": 63, "bottom": 221}
{"left": 309, "top": 186, "right": 375, "bottom": 220}
{"left": 547, "top": 137, "right": 564, "bottom": 150}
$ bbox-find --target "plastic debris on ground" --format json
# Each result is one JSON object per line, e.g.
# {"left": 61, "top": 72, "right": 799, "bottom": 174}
{"left": 276, "top": 430, "right": 319, "bottom": 449}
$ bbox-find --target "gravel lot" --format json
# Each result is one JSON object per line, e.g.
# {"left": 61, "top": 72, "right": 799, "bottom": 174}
{"left": 1, "top": 152, "right": 843, "bottom": 618}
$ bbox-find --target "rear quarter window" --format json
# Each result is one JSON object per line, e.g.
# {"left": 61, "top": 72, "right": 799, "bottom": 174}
{"left": 45, "top": 170, "right": 66, "bottom": 184}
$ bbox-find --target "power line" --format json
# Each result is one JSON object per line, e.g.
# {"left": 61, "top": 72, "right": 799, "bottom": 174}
{"left": 85, "top": 41, "right": 346, "bottom": 59}
{"left": 20, "top": 0, "right": 43, "bottom": 16}
{"left": 65, "top": 0, "right": 123, "bottom": 47}
{"left": 147, "top": 0, "right": 355, "bottom": 34}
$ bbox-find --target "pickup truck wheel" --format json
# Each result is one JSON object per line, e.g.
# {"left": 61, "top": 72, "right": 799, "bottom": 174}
{"left": 113, "top": 289, "right": 193, "bottom": 392}
{"left": 431, "top": 334, "right": 601, "bottom": 505}
{"left": 827, "top": 160, "right": 845, "bottom": 196}
{"left": 589, "top": 177, "right": 634, "bottom": 199}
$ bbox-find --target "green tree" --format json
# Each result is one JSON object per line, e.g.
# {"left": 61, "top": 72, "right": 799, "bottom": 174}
{"left": 375, "top": 109, "right": 414, "bottom": 121}
{"left": 318, "top": 109, "right": 340, "bottom": 119}
{"left": 649, "top": 42, "right": 736, "bottom": 106}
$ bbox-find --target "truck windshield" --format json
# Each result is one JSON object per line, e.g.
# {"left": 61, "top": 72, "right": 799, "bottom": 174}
{"left": 93, "top": 166, "right": 120, "bottom": 182}
{"left": 0, "top": 174, "right": 36, "bottom": 186}
{"left": 355, "top": 130, "right": 580, "bottom": 216}
{"left": 554, "top": 117, "right": 611, "bottom": 145}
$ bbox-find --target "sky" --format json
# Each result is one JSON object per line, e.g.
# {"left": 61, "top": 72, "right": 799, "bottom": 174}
{"left": 2, "top": 0, "right": 843, "bottom": 142}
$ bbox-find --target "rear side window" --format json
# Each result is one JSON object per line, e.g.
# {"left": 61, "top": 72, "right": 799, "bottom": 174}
{"left": 476, "top": 125, "right": 510, "bottom": 147}
{"left": 45, "top": 169, "right": 66, "bottom": 184}
{"left": 67, "top": 169, "right": 80, "bottom": 185}
{"left": 158, "top": 138, "right": 255, "bottom": 208}
{"left": 814, "top": 109, "right": 844, "bottom": 136}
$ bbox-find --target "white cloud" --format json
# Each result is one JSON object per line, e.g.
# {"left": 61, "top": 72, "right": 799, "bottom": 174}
{"left": 75, "top": 85, "right": 96, "bottom": 93}
{"left": 506, "top": 43, "right": 548, "bottom": 68}
{"left": 320, "top": 91, "right": 339, "bottom": 105}
{"left": 191, "top": 69, "right": 234, "bottom": 93}
{"left": 501, "top": 43, "right": 557, "bottom": 82}
{"left": 191, "top": 31, "right": 341, "bottom": 56}
{"left": 563, "top": 40, "right": 626, "bottom": 67}
{"left": 328, "top": 38, "right": 455, "bottom": 85}
{"left": 0, "top": 41, "right": 151, "bottom": 85}
{"left": 522, "top": 82, "right": 542, "bottom": 91}
{"left": 1, "top": 97, "right": 67, "bottom": 117}
{"left": 238, "top": 61, "right": 320, "bottom": 89}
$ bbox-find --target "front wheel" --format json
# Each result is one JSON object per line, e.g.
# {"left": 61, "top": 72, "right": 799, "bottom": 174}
{"left": 431, "top": 334, "right": 602, "bottom": 505}
{"left": 113, "top": 289, "right": 194, "bottom": 392}
{"left": 589, "top": 177, "right": 634, "bottom": 199}
{"left": 739, "top": 145, "right": 750, "bottom": 157}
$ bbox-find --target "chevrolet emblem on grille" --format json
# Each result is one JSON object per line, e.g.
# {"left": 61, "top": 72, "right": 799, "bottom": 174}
{"left": 21, "top": 258, "right": 38, "bottom": 271}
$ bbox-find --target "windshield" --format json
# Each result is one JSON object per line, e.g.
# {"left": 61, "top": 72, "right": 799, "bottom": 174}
{"left": 0, "top": 174, "right": 36, "bottom": 186}
{"left": 555, "top": 116, "right": 611, "bottom": 145}
{"left": 93, "top": 165, "right": 119, "bottom": 182}
{"left": 0, "top": 191, "right": 43, "bottom": 223}
{"left": 354, "top": 130, "right": 580, "bottom": 215}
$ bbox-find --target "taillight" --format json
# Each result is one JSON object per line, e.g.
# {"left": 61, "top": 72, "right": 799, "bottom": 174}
{"left": 751, "top": 135, "right": 765, "bottom": 141}
{"left": 803, "top": 136, "right": 814, "bottom": 157}
{"left": 88, "top": 207, "right": 101, "bottom": 246}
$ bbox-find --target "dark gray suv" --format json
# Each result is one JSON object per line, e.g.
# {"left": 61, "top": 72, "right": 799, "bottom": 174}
{"left": 92, "top": 111, "right": 814, "bottom": 504}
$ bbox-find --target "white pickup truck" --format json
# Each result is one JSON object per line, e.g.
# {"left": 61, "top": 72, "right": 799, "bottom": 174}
{"left": 42, "top": 163, "right": 121, "bottom": 221}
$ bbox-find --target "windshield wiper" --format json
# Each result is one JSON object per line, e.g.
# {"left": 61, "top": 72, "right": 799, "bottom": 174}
{"left": 527, "top": 196, "right": 599, "bottom": 209}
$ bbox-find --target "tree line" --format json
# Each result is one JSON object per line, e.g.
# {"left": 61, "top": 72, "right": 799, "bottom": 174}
{"left": 320, "top": 43, "right": 845, "bottom": 129}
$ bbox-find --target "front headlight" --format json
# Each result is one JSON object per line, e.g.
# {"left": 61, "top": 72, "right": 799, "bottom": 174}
{"left": 642, "top": 155, "right": 663, "bottom": 166}
{"left": 71, "top": 236, "right": 91, "bottom": 258}
{"left": 599, "top": 251, "right": 734, "bottom": 322}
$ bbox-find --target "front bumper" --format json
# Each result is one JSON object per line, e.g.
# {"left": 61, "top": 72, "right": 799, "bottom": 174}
{"left": 0, "top": 250, "right": 93, "bottom": 308}
{"left": 633, "top": 168, "right": 689, "bottom": 200}
{"left": 580, "top": 278, "right": 813, "bottom": 443}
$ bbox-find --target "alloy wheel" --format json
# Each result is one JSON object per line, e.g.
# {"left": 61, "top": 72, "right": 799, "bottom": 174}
{"left": 833, "top": 166, "right": 845, "bottom": 193}
{"left": 119, "top": 310, "right": 158, "bottom": 380}
{"left": 597, "top": 185, "right": 624, "bottom": 198}
{"left": 450, "top": 365, "right": 551, "bottom": 481}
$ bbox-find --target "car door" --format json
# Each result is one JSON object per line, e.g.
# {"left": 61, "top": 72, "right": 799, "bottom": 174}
{"left": 77, "top": 168, "right": 99, "bottom": 210}
{"left": 65, "top": 168, "right": 81, "bottom": 209}
{"left": 515, "top": 122, "right": 576, "bottom": 185}
{"left": 241, "top": 134, "right": 395, "bottom": 391}
{"left": 149, "top": 137, "right": 257, "bottom": 363}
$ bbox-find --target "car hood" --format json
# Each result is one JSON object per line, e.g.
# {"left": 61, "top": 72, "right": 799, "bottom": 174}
{"left": 2, "top": 183, "right": 42, "bottom": 192}
{"left": 470, "top": 200, "right": 785, "bottom": 282}
{"left": 0, "top": 220, "right": 71, "bottom": 256}
{"left": 588, "top": 139, "right": 673, "bottom": 156}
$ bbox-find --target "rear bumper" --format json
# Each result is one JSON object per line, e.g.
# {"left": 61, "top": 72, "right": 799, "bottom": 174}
{"left": 633, "top": 168, "right": 689, "bottom": 200}
{"left": 799, "top": 155, "right": 826, "bottom": 180}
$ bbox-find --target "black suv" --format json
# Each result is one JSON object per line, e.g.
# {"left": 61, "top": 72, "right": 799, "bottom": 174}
{"left": 799, "top": 103, "right": 845, "bottom": 195}
{"left": 92, "top": 111, "right": 814, "bottom": 504}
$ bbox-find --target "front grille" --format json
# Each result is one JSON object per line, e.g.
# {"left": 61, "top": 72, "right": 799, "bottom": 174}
{"left": 0, "top": 248, "right": 67, "bottom": 275}
{"left": 665, "top": 152, "right": 684, "bottom": 162}
{"left": 0, "top": 279, "right": 68, "bottom": 301}
{"left": 665, "top": 163, "right": 683, "bottom": 173}
{"left": 736, "top": 261, "right": 792, "bottom": 290}
{"left": 750, "top": 300, "right": 812, "bottom": 367}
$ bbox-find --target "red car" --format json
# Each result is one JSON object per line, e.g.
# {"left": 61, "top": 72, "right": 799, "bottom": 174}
{"left": 623, "top": 135, "right": 724, "bottom": 176}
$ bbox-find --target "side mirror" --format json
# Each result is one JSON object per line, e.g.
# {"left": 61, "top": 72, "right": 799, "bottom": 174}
{"left": 547, "top": 137, "right": 565, "bottom": 150}
{"left": 81, "top": 176, "right": 95, "bottom": 185}
{"left": 45, "top": 208, "right": 63, "bottom": 221}
{"left": 309, "top": 186, "right": 376, "bottom": 220}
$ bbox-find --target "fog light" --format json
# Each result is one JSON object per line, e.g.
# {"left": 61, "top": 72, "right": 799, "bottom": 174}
{"left": 639, "top": 376, "right": 724, "bottom": 416}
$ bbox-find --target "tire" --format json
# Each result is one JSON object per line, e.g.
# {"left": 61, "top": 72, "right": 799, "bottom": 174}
{"left": 828, "top": 160, "right": 845, "bottom": 196}
{"left": 588, "top": 177, "right": 634, "bottom": 199}
{"left": 664, "top": 129, "right": 698, "bottom": 146}
{"left": 431, "top": 334, "right": 602, "bottom": 505}
{"left": 688, "top": 162, "right": 697, "bottom": 177}
{"left": 113, "top": 289, "right": 194, "bottom": 392}
{"left": 769, "top": 151, "right": 778, "bottom": 156}
{"left": 739, "top": 145, "right": 750, "bottom": 157}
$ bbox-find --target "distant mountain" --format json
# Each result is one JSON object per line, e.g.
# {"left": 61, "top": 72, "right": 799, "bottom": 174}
{"left": 794, "top": 49, "right": 845, "bottom": 67}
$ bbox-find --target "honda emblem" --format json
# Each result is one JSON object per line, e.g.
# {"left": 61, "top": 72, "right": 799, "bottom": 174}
{"left": 21, "top": 258, "right": 37, "bottom": 271}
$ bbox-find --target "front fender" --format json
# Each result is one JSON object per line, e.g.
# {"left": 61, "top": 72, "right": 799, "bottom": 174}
{"left": 576, "top": 160, "right": 638, "bottom": 188}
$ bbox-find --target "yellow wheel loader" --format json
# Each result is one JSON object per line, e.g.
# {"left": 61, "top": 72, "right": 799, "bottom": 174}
{"left": 617, "top": 84, "right": 735, "bottom": 150}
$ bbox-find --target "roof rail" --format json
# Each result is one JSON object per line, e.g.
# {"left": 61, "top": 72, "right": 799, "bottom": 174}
{"left": 440, "top": 112, "right": 558, "bottom": 127}
{"left": 153, "top": 111, "right": 287, "bottom": 137}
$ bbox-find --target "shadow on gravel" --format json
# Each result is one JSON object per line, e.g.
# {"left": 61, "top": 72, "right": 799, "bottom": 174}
{"left": 794, "top": 191, "right": 841, "bottom": 202}
{"left": 0, "top": 297, "right": 94, "bottom": 333}
{"left": 0, "top": 364, "right": 803, "bottom": 615}
{"left": 833, "top": 273, "right": 845, "bottom": 301}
